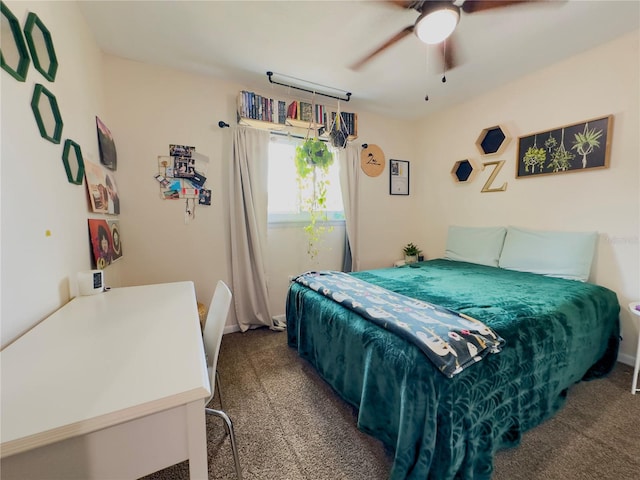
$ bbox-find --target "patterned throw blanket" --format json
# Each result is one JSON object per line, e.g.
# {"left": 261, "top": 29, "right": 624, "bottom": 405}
{"left": 294, "top": 271, "right": 505, "bottom": 378}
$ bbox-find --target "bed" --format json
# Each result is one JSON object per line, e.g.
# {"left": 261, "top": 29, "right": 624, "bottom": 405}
{"left": 286, "top": 257, "right": 620, "bottom": 479}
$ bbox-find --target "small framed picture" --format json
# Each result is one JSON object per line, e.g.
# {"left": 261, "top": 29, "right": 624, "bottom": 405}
{"left": 390, "top": 159, "right": 409, "bottom": 195}
{"left": 199, "top": 189, "right": 211, "bottom": 205}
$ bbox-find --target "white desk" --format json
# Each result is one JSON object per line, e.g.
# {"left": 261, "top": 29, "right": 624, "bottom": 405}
{"left": 1, "top": 281, "right": 210, "bottom": 479}
{"left": 629, "top": 302, "right": 640, "bottom": 395}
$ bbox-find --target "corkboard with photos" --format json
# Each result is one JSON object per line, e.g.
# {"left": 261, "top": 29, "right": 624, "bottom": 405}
{"left": 155, "top": 144, "right": 211, "bottom": 205}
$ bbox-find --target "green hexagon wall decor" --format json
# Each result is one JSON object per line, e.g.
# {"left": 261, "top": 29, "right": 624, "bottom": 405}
{"left": 62, "top": 139, "right": 85, "bottom": 185}
{"left": 1, "top": 1, "right": 31, "bottom": 81}
{"left": 24, "top": 11, "right": 58, "bottom": 82}
{"left": 31, "top": 83, "right": 63, "bottom": 144}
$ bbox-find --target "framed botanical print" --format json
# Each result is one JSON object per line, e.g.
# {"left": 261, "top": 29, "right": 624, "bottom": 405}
{"left": 516, "top": 115, "right": 612, "bottom": 178}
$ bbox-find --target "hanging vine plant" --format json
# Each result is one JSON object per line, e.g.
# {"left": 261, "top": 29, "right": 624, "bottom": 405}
{"left": 294, "top": 137, "right": 333, "bottom": 175}
{"left": 294, "top": 137, "right": 335, "bottom": 261}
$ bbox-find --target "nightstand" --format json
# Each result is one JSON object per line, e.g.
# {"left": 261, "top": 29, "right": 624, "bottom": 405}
{"left": 628, "top": 302, "right": 640, "bottom": 395}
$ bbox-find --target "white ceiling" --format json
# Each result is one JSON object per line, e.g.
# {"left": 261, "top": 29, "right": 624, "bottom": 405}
{"left": 78, "top": 0, "right": 639, "bottom": 120}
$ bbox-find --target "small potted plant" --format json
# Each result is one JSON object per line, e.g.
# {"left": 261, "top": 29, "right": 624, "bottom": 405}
{"left": 403, "top": 242, "right": 422, "bottom": 264}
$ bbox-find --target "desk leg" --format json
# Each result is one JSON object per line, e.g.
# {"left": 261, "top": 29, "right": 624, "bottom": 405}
{"left": 186, "top": 399, "right": 208, "bottom": 479}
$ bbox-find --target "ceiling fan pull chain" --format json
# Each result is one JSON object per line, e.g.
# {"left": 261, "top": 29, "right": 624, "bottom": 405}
{"left": 442, "top": 39, "right": 447, "bottom": 83}
{"left": 425, "top": 44, "right": 430, "bottom": 102}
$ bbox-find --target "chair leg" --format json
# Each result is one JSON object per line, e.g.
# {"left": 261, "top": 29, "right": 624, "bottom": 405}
{"left": 215, "top": 370, "right": 224, "bottom": 410}
{"left": 206, "top": 407, "right": 243, "bottom": 480}
{"left": 214, "top": 370, "right": 230, "bottom": 435}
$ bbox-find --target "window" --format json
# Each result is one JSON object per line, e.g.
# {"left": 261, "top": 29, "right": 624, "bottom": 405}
{"left": 267, "top": 137, "right": 344, "bottom": 224}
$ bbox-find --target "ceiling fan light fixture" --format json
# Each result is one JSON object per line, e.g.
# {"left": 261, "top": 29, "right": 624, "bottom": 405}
{"left": 415, "top": 6, "right": 460, "bottom": 45}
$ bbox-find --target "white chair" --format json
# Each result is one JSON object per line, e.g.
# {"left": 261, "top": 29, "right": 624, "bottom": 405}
{"left": 202, "top": 280, "right": 242, "bottom": 479}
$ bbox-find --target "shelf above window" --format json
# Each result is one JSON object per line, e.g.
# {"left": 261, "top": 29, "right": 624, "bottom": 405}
{"left": 237, "top": 116, "right": 357, "bottom": 141}
{"left": 236, "top": 91, "right": 357, "bottom": 140}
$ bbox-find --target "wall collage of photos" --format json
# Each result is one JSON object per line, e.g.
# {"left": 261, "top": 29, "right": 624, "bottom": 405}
{"left": 155, "top": 144, "right": 212, "bottom": 220}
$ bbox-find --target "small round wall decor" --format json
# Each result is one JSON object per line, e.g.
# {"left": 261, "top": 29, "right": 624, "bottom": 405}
{"left": 360, "top": 144, "right": 385, "bottom": 177}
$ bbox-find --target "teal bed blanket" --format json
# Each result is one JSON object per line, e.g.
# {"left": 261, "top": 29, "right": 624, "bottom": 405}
{"left": 286, "top": 259, "right": 620, "bottom": 480}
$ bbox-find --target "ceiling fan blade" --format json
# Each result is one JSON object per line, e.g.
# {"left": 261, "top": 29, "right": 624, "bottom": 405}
{"left": 462, "top": 0, "right": 537, "bottom": 14}
{"left": 385, "top": 1, "right": 420, "bottom": 9}
{"left": 350, "top": 25, "right": 415, "bottom": 70}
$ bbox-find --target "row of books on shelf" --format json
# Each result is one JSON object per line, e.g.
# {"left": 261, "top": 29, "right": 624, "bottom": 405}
{"left": 238, "top": 91, "right": 287, "bottom": 124}
{"left": 237, "top": 90, "right": 358, "bottom": 136}
{"left": 286, "top": 100, "right": 329, "bottom": 127}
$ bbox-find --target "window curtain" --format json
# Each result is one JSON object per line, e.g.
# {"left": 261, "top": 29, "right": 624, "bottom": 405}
{"left": 229, "top": 127, "right": 274, "bottom": 332}
{"left": 337, "top": 143, "right": 360, "bottom": 272}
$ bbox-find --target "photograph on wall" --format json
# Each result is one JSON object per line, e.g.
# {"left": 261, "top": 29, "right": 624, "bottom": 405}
{"left": 157, "top": 156, "right": 181, "bottom": 199}
{"left": 88, "top": 219, "right": 122, "bottom": 269}
{"left": 516, "top": 115, "right": 612, "bottom": 178}
{"left": 192, "top": 151, "right": 210, "bottom": 175}
{"left": 198, "top": 189, "right": 211, "bottom": 205}
{"left": 84, "top": 160, "right": 120, "bottom": 214}
{"left": 173, "top": 155, "right": 196, "bottom": 178}
{"left": 169, "top": 144, "right": 195, "bottom": 157}
{"left": 96, "top": 116, "right": 117, "bottom": 170}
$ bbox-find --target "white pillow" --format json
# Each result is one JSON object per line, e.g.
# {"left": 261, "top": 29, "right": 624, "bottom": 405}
{"left": 498, "top": 226, "right": 597, "bottom": 282}
{"left": 444, "top": 226, "right": 507, "bottom": 267}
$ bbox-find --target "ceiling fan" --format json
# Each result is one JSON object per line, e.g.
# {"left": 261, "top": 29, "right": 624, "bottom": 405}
{"left": 350, "top": 0, "right": 542, "bottom": 71}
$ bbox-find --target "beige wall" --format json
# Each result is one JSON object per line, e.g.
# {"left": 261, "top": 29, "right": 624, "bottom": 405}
{"left": 101, "top": 55, "right": 420, "bottom": 323}
{"left": 413, "top": 31, "right": 640, "bottom": 362}
{"left": 1, "top": 1, "right": 637, "bottom": 366}
{"left": 1, "top": 1, "right": 124, "bottom": 346}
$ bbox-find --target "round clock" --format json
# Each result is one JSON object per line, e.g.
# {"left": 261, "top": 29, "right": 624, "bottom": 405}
{"left": 360, "top": 144, "right": 385, "bottom": 177}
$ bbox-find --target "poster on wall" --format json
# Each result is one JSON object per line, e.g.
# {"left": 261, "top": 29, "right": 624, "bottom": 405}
{"left": 88, "top": 219, "right": 123, "bottom": 270}
{"left": 84, "top": 160, "right": 120, "bottom": 214}
{"left": 96, "top": 116, "right": 117, "bottom": 170}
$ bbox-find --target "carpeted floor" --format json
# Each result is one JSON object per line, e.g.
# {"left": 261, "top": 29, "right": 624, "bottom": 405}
{"left": 143, "top": 328, "right": 639, "bottom": 480}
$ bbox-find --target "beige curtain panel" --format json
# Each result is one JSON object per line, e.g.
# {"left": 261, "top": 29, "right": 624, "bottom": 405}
{"left": 338, "top": 143, "right": 361, "bottom": 272}
{"left": 229, "top": 127, "right": 274, "bottom": 332}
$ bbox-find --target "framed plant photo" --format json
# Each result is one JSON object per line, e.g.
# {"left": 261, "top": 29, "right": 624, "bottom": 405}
{"left": 390, "top": 159, "right": 410, "bottom": 195}
{"left": 516, "top": 115, "right": 612, "bottom": 178}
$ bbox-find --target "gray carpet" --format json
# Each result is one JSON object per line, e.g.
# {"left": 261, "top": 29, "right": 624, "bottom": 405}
{"left": 143, "top": 328, "right": 639, "bottom": 480}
